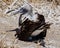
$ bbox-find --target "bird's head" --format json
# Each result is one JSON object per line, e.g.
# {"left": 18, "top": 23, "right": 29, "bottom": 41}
{"left": 6, "top": 3, "right": 33, "bottom": 16}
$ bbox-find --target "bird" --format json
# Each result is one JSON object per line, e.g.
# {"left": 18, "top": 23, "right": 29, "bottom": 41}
{"left": 6, "top": 3, "right": 52, "bottom": 47}
{"left": 16, "top": 4, "right": 46, "bottom": 41}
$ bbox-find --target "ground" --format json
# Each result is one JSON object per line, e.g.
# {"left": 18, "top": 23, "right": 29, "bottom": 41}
{"left": 0, "top": 0, "right": 60, "bottom": 48}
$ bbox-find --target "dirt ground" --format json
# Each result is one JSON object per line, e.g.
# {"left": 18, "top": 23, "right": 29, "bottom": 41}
{"left": 0, "top": 0, "right": 60, "bottom": 48}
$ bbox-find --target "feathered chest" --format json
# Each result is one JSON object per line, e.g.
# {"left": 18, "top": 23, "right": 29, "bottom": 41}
{"left": 20, "top": 13, "right": 39, "bottom": 23}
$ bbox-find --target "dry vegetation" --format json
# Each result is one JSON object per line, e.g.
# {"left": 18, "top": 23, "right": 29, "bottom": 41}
{"left": 0, "top": 0, "right": 60, "bottom": 48}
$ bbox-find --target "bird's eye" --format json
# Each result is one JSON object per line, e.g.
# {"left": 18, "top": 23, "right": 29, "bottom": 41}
{"left": 21, "top": 8, "right": 28, "bottom": 12}
{"left": 23, "top": 8, "right": 28, "bottom": 12}
{"left": 20, "top": 8, "right": 28, "bottom": 14}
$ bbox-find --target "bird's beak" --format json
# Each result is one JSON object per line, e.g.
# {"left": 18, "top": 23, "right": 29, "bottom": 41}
{"left": 6, "top": 8, "right": 23, "bottom": 15}
{"left": 6, "top": 9, "right": 15, "bottom": 14}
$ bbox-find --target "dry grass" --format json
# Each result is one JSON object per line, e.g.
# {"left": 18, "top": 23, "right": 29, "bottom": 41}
{"left": 0, "top": 0, "right": 60, "bottom": 48}
{"left": 2, "top": 0, "right": 14, "bottom": 5}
